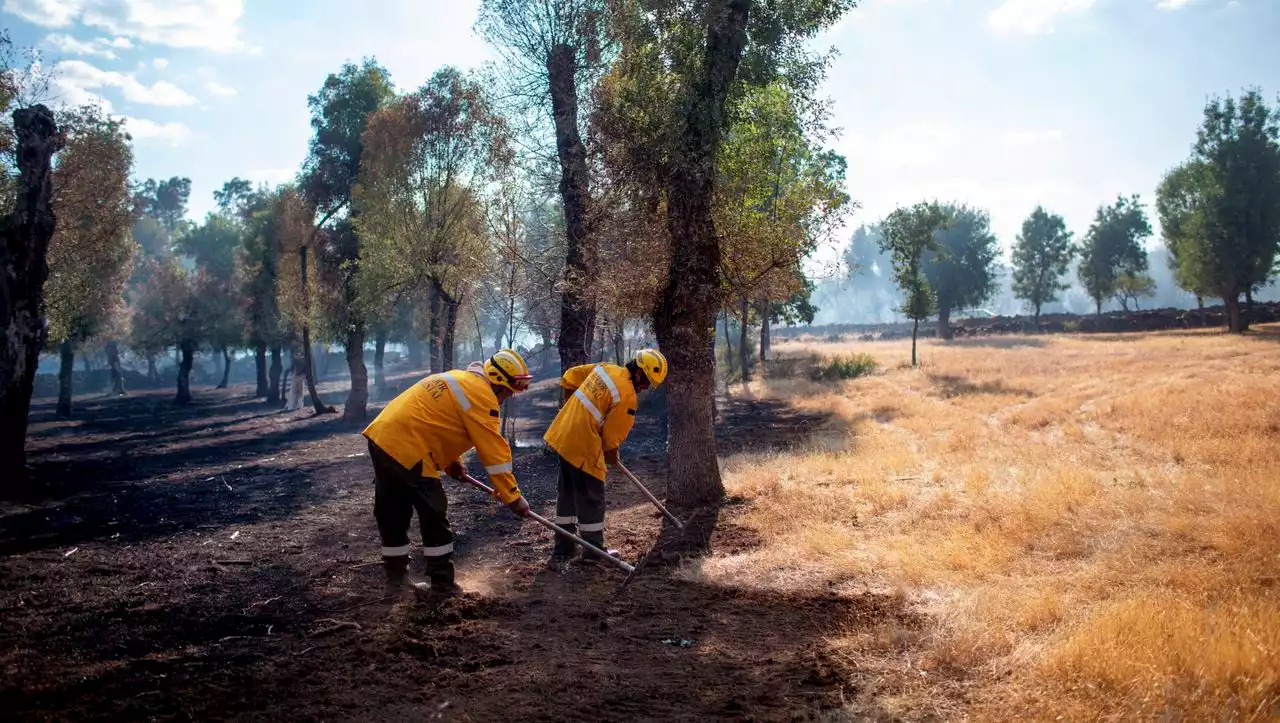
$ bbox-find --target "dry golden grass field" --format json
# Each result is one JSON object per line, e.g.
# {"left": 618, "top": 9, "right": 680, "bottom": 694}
{"left": 692, "top": 325, "right": 1280, "bottom": 721}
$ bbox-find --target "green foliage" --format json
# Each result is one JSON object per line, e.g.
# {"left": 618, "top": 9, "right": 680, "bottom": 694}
{"left": 921, "top": 204, "right": 1000, "bottom": 318}
{"left": 301, "top": 57, "right": 395, "bottom": 218}
{"left": 1011, "top": 205, "right": 1076, "bottom": 318}
{"left": 843, "top": 224, "right": 890, "bottom": 278}
{"left": 809, "top": 352, "right": 877, "bottom": 382}
{"left": 878, "top": 201, "right": 951, "bottom": 322}
{"left": 44, "top": 105, "right": 137, "bottom": 349}
{"left": 133, "top": 176, "right": 192, "bottom": 236}
{"left": 770, "top": 275, "right": 818, "bottom": 326}
{"left": 176, "top": 212, "right": 241, "bottom": 281}
{"left": 1113, "top": 272, "right": 1157, "bottom": 311}
{"left": 1078, "top": 194, "right": 1152, "bottom": 314}
{"left": 1157, "top": 89, "right": 1280, "bottom": 329}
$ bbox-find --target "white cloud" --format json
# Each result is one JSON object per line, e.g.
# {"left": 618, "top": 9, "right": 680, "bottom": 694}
{"left": 1155, "top": 0, "right": 1195, "bottom": 8}
{"left": 55, "top": 59, "right": 197, "bottom": 106}
{"left": 204, "top": 80, "right": 235, "bottom": 97}
{"left": 104, "top": 36, "right": 132, "bottom": 48}
{"left": 52, "top": 76, "right": 114, "bottom": 112}
{"left": 3, "top": 0, "right": 246, "bottom": 52}
{"left": 43, "top": 32, "right": 117, "bottom": 59}
{"left": 152, "top": 57, "right": 168, "bottom": 69}
{"left": 3, "top": 0, "right": 83, "bottom": 27}
{"left": 989, "top": 0, "right": 1096, "bottom": 35}
{"left": 121, "top": 116, "right": 191, "bottom": 144}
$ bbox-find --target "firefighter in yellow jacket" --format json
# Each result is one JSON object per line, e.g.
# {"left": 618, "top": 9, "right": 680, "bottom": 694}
{"left": 543, "top": 348, "right": 668, "bottom": 567}
{"left": 362, "top": 349, "right": 534, "bottom": 596}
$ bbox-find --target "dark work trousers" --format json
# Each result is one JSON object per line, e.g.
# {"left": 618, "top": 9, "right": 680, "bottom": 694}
{"left": 552, "top": 455, "right": 608, "bottom": 560}
{"left": 368, "top": 440, "right": 454, "bottom": 588}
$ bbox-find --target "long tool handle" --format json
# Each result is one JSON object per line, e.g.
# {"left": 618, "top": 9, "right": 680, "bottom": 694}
{"left": 615, "top": 463, "right": 684, "bottom": 529}
{"left": 457, "top": 474, "right": 636, "bottom": 574}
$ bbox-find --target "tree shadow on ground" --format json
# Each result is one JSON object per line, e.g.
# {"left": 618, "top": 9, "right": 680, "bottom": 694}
{"left": 929, "top": 373, "right": 1036, "bottom": 399}
{"left": 937, "top": 335, "right": 1047, "bottom": 349}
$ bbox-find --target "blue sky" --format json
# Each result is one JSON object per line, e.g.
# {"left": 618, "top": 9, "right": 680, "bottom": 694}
{"left": 3, "top": 0, "right": 1277, "bottom": 266}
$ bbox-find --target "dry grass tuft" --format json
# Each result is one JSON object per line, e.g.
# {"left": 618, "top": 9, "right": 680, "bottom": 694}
{"left": 707, "top": 326, "right": 1280, "bottom": 720}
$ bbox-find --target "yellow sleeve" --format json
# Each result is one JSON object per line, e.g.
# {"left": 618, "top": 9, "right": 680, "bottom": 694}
{"left": 560, "top": 364, "right": 594, "bottom": 392}
{"left": 462, "top": 403, "right": 521, "bottom": 504}
{"left": 601, "top": 391, "right": 637, "bottom": 453}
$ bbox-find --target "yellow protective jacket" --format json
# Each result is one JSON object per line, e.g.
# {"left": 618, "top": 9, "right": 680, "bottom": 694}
{"left": 361, "top": 366, "right": 522, "bottom": 503}
{"left": 543, "top": 362, "right": 637, "bottom": 482}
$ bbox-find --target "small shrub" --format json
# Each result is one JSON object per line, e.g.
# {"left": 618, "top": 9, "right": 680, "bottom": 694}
{"left": 810, "top": 353, "right": 878, "bottom": 381}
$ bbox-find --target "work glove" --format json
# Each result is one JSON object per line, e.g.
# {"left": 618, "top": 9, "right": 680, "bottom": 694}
{"left": 603, "top": 448, "right": 620, "bottom": 467}
{"left": 444, "top": 461, "right": 466, "bottom": 480}
{"left": 507, "top": 496, "right": 531, "bottom": 518}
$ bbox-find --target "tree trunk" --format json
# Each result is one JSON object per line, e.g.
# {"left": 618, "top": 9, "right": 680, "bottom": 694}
{"left": 57, "top": 339, "right": 73, "bottom": 417}
{"left": 738, "top": 297, "right": 750, "bottom": 387}
{"left": 0, "top": 104, "right": 59, "bottom": 477}
{"left": 1244, "top": 288, "right": 1254, "bottom": 327}
{"left": 440, "top": 286, "right": 459, "bottom": 372}
{"left": 722, "top": 309, "right": 734, "bottom": 377}
{"left": 1197, "top": 295, "right": 1206, "bottom": 327}
{"left": 374, "top": 331, "right": 386, "bottom": 395}
{"left": 176, "top": 340, "right": 195, "bottom": 404}
{"left": 1095, "top": 297, "right": 1103, "bottom": 317}
{"left": 267, "top": 344, "right": 282, "bottom": 404}
{"left": 254, "top": 341, "right": 268, "bottom": 397}
{"left": 548, "top": 42, "right": 597, "bottom": 372}
{"left": 407, "top": 335, "right": 423, "bottom": 370}
{"left": 217, "top": 346, "right": 232, "bottom": 389}
{"left": 343, "top": 324, "right": 368, "bottom": 423}
{"left": 653, "top": 0, "right": 751, "bottom": 512}
{"left": 428, "top": 283, "right": 442, "bottom": 374}
{"left": 299, "top": 245, "right": 332, "bottom": 414}
{"left": 612, "top": 322, "right": 625, "bottom": 365}
{"left": 760, "top": 301, "right": 771, "bottom": 362}
{"left": 286, "top": 342, "right": 307, "bottom": 411}
{"left": 937, "top": 305, "right": 952, "bottom": 340}
{"left": 105, "top": 340, "right": 125, "bottom": 396}
{"left": 1034, "top": 303, "right": 1042, "bottom": 331}
{"left": 81, "top": 354, "right": 91, "bottom": 376}
{"left": 911, "top": 318, "right": 920, "bottom": 367}
{"left": 147, "top": 354, "right": 157, "bottom": 383}
{"left": 1225, "top": 293, "right": 1247, "bottom": 333}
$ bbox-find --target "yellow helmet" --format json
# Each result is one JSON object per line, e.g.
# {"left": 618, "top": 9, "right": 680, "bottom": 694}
{"left": 484, "top": 349, "right": 533, "bottom": 392}
{"left": 633, "top": 348, "right": 668, "bottom": 386}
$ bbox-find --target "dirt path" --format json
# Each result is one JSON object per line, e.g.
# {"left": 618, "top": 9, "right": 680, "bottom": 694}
{"left": 1, "top": 369, "right": 910, "bottom": 722}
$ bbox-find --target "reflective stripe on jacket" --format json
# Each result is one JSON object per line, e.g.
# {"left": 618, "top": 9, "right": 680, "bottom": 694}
{"left": 362, "top": 367, "right": 522, "bottom": 503}
{"left": 543, "top": 362, "right": 637, "bottom": 482}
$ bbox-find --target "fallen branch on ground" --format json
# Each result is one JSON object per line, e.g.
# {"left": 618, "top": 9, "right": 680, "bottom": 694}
{"left": 309, "top": 619, "right": 361, "bottom": 638}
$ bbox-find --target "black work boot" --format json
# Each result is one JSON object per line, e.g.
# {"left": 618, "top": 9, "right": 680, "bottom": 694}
{"left": 416, "top": 555, "right": 462, "bottom": 597}
{"left": 384, "top": 563, "right": 410, "bottom": 599}
{"left": 579, "top": 532, "right": 620, "bottom": 563}
{"left": 547, "top": 524, "right": 580, "bottom": 570}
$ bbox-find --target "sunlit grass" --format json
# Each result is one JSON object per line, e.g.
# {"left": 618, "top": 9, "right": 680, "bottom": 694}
{"left": 706, "top": 326, "right": 1280, "bottom": 720}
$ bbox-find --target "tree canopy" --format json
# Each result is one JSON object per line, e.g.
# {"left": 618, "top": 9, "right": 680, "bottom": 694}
{"left": 1011, "top": 205, "right": 1076, "bottom": 324}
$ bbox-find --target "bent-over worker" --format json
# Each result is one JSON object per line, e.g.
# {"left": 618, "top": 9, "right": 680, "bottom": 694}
{"left": 362, "top": 349, "right": 534, "bottom": 597}
{"left": 542, "top": 348, "right": 669, "bottom": 568}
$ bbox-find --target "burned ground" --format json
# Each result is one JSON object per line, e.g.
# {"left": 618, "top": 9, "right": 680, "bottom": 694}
{"left": 1, "top": 371, "right": 904, "bottom": 722}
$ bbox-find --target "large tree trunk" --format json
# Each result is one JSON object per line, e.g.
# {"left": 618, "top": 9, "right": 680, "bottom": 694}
{"left": 407, "top": 335, "right": 423, "bottom": 370}
{"left": 442, "top": 297, "right": 458, "bottom": 372}
{"left": 548, "top": 42, "right": 597, "bottom": 372}
{"left": 147, "top": 354, "right": 157, "bottom": 383}
{"left": 254, "top": 341, "right": 268, "bottom": 397}
{"left": 299, "top": 245, "right": 332, "bottom": 415}
{"left": 0, "top": 105, "right": 59, "bottom": 477}
{"left": 1244, "top": 288, "right": 1254, "bottom": 327}
{"left": 343, "top": 324, "right": 368, "bottom": 423}
{"left": 759, "top": 301, "right": 771, "bottom": 362}
{"left": 653, "top": 0, "right": 751, "bottom": 512}
{"left": 738, "top": 297, "right": 750, "bottom": 387}
{"left": 176, "top": 340, "right": 195, "bottom": 404}
{"left": 612, "top": 322, "right": 625, "bottom": 365}
{"left": 428, "top": 283, "right": 442, "bottom": 374}
{"left": 57, "top": 339, "right": 74, "bottom": 417}
{"left": 1095, "top": 297, "right": 1103, "bottom": 317}
{"left": 267, "top": 344, "right": 282, "bottom": 404}
{"left": 1034, "top": 303, "right": 1042, "bottom": 332}
{"left": 1197, "top": 295, "right": 1206, "bottom": 327}
{"left": 937, "top": 305, "right": 952, "bottom": 340}
{"left": 105, "top": 341, "right": 125, "bottom": 396}
{"left": 1225, "top": 293, "right": 1247, "bottom": 333}
{"left": 373, "top": 331, "right": 386, "bottom": 396}
{"left": 217, "top": 346, "right": 232, "bottom": 389}
{"left": 722, "top": 309, "right": 734, "bottom": 377}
